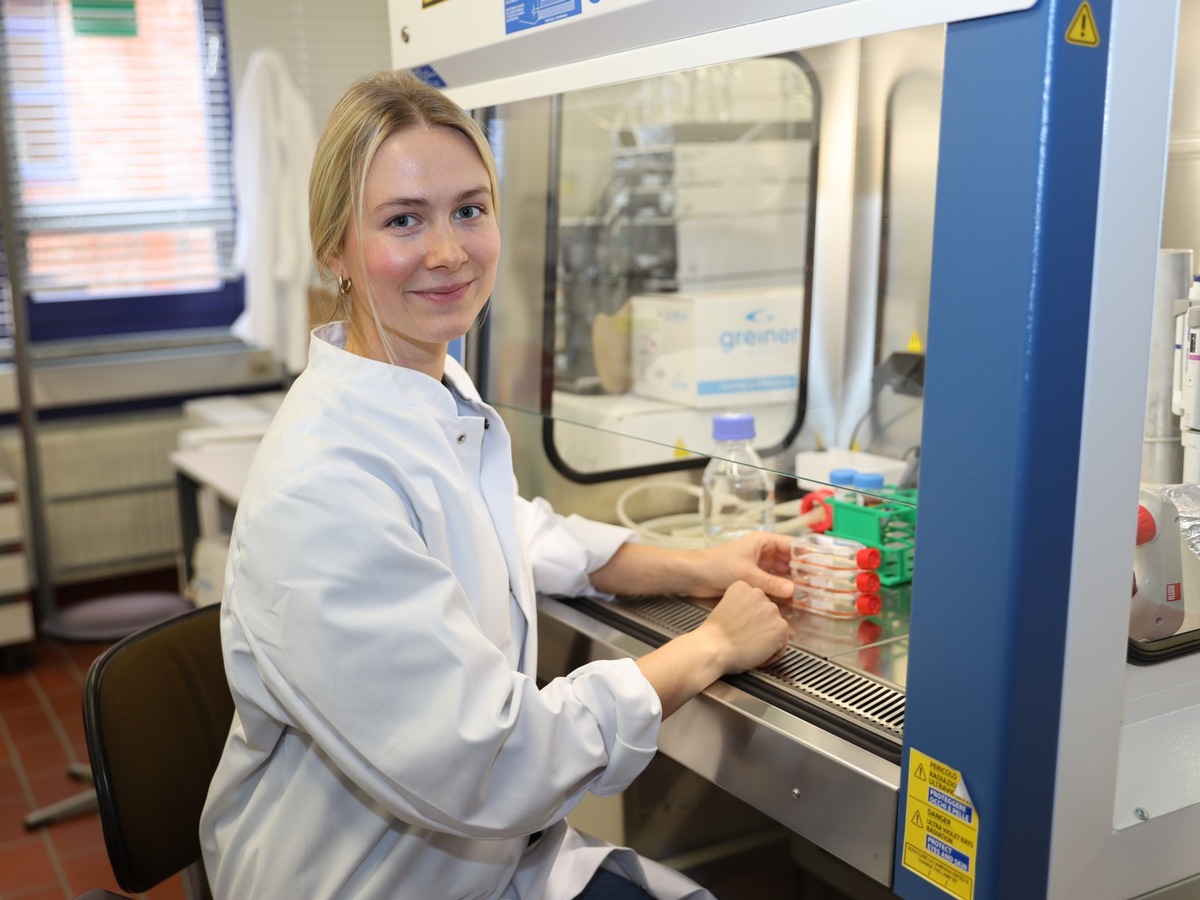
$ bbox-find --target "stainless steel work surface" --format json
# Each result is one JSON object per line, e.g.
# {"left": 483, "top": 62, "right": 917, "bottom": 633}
{"left": 782, "top": 583, "right": 912, "bottom": 693}
{"left": 537, "top": 594, "right": 904, "bottom": 886}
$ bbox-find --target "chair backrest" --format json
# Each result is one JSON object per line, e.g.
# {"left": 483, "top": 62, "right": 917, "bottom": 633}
{"left": 83, "top": 603, "right": 232, "bottom": 894}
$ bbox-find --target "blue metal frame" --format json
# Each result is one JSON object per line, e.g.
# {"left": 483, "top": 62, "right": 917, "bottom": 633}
{"left": 896, "top": 1, "right": 1112, "bottom": 897}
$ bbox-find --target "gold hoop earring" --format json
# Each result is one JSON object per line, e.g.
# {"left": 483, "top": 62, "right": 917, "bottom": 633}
{"left": 337, "top": 275, "right": 352, "bottom": 296}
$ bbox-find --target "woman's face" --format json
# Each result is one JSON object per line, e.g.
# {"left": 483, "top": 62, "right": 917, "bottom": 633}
{"left": 337, "top": 125, "right": 499, "bottom": 374}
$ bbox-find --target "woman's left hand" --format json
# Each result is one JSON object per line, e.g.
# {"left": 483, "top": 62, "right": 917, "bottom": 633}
{"left": 687, "top": 531, "right": 795, "bottom": 601}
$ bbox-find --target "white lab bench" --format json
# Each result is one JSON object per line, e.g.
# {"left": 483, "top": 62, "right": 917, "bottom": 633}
{"left": 170, "top": 442, "right": 258, "bottom": 604}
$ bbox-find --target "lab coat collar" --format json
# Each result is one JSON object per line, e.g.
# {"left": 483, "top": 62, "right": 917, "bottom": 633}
{"left": 307, "top": 322, "right": 484, "bottom": 416}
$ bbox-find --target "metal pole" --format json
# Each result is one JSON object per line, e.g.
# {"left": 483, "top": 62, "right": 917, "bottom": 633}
{"left": 0, "top": 42, "right": 57, "bottom": 624}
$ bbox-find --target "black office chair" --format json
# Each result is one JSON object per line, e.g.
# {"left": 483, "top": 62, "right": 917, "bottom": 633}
{"left": 25, "top": 591, "right": 199, "bottom": 830}
{"left": 75, "top": 603, "right": 232, "bottom": 900}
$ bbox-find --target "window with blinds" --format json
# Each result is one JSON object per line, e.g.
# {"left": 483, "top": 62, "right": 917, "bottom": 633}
{"left": 0, "top": 0, "right": 241, "bottom": 346}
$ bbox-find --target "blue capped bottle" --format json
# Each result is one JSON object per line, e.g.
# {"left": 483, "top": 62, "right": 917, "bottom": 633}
{"left": 701, "top": 413, "right": 776, "bottom": 544}
{"left": 829, "top": 467, "right": 858, "bottom": 502}
{"left": 853, "top": 471, "right": 886, "bottom": 506}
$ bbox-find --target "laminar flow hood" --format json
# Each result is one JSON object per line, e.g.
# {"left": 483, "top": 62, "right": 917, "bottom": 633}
{"left": 386, "top": 0, "right": 1036, "bottom": 110}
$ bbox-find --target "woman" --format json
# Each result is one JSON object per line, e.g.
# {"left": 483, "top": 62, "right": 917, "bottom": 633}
{"left": 200, "top": 69, "right": 794, "bottom": 900}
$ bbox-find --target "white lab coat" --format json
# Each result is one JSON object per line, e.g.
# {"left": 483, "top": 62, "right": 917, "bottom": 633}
{"left": 229, "top": 48, "right": 317, "bottom": 376}
{"left": 199, "top": 324, "right": 715, "bottom": 900}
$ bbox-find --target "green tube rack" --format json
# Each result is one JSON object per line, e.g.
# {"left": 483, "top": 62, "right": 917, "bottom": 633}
{"left": 825, "top": 488, "right": 917, "bottom": 586}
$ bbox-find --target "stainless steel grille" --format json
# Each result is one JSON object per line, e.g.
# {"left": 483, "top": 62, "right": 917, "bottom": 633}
{"left": 596, "top": 595, "right": 906, "bottom": 746}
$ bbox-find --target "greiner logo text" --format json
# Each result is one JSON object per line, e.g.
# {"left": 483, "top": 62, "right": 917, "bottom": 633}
{"left": 719, "top": 324, "right": 800, "bottom": 352}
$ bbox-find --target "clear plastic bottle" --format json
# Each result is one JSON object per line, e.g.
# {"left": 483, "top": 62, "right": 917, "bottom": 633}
{"left": 701, "top": 413, "right": 776, "bottom": 544}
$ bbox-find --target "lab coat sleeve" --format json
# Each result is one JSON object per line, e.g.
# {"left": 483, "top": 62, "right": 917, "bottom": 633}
{"left": 517, "top": 495, "right": 636, "bottom": 598}
{"left": 225, "top": 463, "right": 659, "bottom": 839}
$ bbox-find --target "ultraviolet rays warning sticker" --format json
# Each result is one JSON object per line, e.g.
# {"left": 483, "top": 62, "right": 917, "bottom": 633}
{"left": 902, "top": 749, "right": 979, "bottom": 900}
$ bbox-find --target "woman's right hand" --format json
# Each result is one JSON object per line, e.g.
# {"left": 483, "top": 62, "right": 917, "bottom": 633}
{"left": 635, "top": 580, "right": 791, "bottom": 719}
{"left": 698, "top": 580, "right": 791, "bottom": 674}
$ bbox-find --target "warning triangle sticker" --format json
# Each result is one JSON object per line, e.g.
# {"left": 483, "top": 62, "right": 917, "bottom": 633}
{"left": 911, "top": 811, "right": 924, "bottom": 828}
{"left": 1066, "top": 1, "right": 1100, "bottom": 47}
{"left": 915, "top": 763, "right": 927, "bottom": 782}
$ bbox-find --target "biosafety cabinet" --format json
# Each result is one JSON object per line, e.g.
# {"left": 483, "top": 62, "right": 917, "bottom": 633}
{"left": 389, "top": 2, "right": 1200, "bottom": 898}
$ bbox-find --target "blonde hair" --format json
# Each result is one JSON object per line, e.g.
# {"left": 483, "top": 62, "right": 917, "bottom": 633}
{"left": 308, "top": 69, "right": 499, "bottom": 327}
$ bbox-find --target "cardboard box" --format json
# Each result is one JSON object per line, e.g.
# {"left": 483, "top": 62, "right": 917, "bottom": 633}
{"left": 631, "top": 286, "right": 803, "bottom": 408}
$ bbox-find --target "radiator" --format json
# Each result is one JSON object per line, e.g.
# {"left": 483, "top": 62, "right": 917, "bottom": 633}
{"left": 0, "top": 411, "right": 185, "bottom": 582}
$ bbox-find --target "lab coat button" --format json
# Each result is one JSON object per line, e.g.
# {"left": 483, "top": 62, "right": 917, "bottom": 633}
{"left": 456, "top": 433, "right": 467, "bottom": 444}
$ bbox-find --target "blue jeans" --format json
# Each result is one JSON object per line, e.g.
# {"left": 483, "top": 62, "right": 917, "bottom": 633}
{"left": 572, "top": 868, "right": 657, "bottom": 899}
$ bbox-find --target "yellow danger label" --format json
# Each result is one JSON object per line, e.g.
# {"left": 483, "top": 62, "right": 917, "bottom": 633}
{"left": 1066, "top": 1, "right": 1101, "bottom": 47}
{"left": 902, "top": 749, "right": 978, "bottom": 900}
{"left": 673, "top": 438, "right": 690, "bottom": 459}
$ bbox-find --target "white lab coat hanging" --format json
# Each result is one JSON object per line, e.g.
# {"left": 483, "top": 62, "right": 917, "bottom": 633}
{"left": 230, "top": 48, "right": 317, "bottom": 376}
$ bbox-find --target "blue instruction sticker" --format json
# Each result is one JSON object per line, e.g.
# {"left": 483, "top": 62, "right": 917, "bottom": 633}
{"left": 925, "top": 835, "right": 971, "bottom": 873}
{"left": 505, "top": 0, "right": 582, "bottom": 34}
{"left": 697, "top": 376, "right": 798, "bottom": 396}
{"left": 411, "top": 65, "right": 447, "bottom": 88}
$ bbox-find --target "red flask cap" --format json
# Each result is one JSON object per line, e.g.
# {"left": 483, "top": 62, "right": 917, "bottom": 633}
{"left": 856, "top": 571, "right": 881, "bottom": 592}
{"left": 856, "top": 593, "right": 882, "bottom": 616}
{"left": 856, "top": 547, "right": 882, "bottom": 570}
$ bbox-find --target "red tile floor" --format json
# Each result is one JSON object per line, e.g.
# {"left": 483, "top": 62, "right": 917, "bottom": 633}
{"left": 0, "top": 570, "right": 185, "bottom": 900}
{"left": 0, "top": 635, "right": 185, "bottom": 900}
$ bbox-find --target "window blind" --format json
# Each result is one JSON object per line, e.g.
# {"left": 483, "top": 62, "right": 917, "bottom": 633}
{"left": 0, "top": 0, "right": 237, "bottom": 342}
